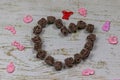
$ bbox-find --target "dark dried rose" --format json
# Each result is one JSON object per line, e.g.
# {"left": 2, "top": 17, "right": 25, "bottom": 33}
{"left": 47, "top": 16, "right": 56, "bottom": 24}
{"left": 54, "top": 61, "right": 63, "bottom": 71}
{"left": 36, "top": 50, "right": 47, "bottom": 60}
{"left": 84, "top": 41, "right": 94, "bottom": 50}
{"left": 33, "top": 26, "right": 42, "bottom": 35}
{"left": 87, "top": 34, "right": 96, "bottom": 41}
{"left": 61, "top": 26, "right": 69, "bottom": 36}
{"left": 38, "top": 18, "right": 47, "bottom": 28}
{"left": 45, "top": 56, "right": 54, "bottom": 66}
{"left": 69, "top": 23, "right": 77, "bottom": 33}
{"left": 64, "top": 57, "right": 74, "bottom": 67}
{"left": 34, "top": 43, "right": 42, "bottom": 51}
{"left": 86, "top": 24, "right": 94, "bottom": 33}
{"left": 80, "top": 48, "right": 90, "bottom": 60}
{"left": 55, "top": 19, "right": 63, "bottom": 29}
{"left": 74, "top": 53, "right": 81, "bottom": 64}
{"left": 77, "top": 21, "right": 86, "bottom": 29}
{"left": 32, "top": 36, "right": 41, "bottom": 43}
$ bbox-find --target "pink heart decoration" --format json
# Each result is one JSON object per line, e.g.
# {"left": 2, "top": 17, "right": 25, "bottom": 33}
{"left": 82, "top": 68, "right": 95, "bottom": 76}
{"left": 102, "top": 21, "right": 111, "bottom": 32}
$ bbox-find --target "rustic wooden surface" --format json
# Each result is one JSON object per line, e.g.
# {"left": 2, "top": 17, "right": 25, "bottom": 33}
{"left": 0, "top": 0, "right": 120, "bottom": 80}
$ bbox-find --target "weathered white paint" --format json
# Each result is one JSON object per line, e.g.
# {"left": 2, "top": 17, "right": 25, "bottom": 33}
{"left": 0, "top": 0, "right": 120, "bottom": 80}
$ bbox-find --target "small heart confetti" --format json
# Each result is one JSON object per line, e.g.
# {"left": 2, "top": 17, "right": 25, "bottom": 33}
{"left": 5, "top": 26, "right": 16, "bottom": 35}
{"left": 17, "top": 45, "right": 25, "bottom": 51}
{"left": 102, "top": 21, "right": 111, "bottom": 32}
{"left": 82, "top": 68, "right": 95, "bottom": 76}
{"left": 108, "top": 36, "right": 118, "bottom": 45}
{"left": 78, "top": 8, "right": 87, "bottom": 17}
{"left": 62, "top": 10, "right": 73, "bottom": 20}
{"left": 23, "top": 15, "right": 33, "bottom": 23}
{"left": 12, "top": 41, "right": 25, "bottom": 51}
{"left": 7, "top": 62, "right": 15, "bottom": 73}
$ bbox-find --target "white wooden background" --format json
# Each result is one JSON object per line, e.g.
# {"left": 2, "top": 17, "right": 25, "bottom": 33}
{"left": 0, "top": 0, "right": 120, "bottom": 80}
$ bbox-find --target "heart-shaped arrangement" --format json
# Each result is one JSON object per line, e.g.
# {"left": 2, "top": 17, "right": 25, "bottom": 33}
{"left": 31, "top": 16, "right": 96, "bottom": 71}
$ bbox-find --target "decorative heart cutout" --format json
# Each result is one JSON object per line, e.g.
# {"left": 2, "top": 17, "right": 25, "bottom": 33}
{"left": 31, "top": 16, "right": 96, "bottom": 71}
{"left": 7, "top": 62, "right": 15, "bottom": 73}
{"left": 82, "top": 68, "right": 95, "bottom": 76}
{"left": 62, "top": 10, "right": 74, "bottom": 20}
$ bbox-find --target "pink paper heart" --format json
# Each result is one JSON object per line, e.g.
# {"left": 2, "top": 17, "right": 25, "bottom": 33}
{"left": 108, "top": 36, "right": 118, "bottom": 45}
{"left": 23, "top": 15, "right": 33, "bottom": 23}
{"left": 82, "top": 68, "right": 95, "bottom": 76}
{"left": 78, "top": 8, "right": 87, "bottom": 17}
{"left": 17, "top": 45, "right": 25, "bottom": 51}
{"left": 7, "top": 62, "right": 15, "bottom": 73}
{"left": 102, "top": 21, "right": 111, "bottom": 32}
{"left": 12, "top": 41, "right": 25, "bottom": 51}
{"left": 5, "top": 26, "right": 16, "bottom": 34}
{"left": 12, "top": 41, "right": 20, "bottom": 46}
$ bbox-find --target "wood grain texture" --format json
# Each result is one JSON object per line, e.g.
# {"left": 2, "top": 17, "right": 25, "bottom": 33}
{"left": 0, "top": 0, "right": 120, "bottom": 80}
